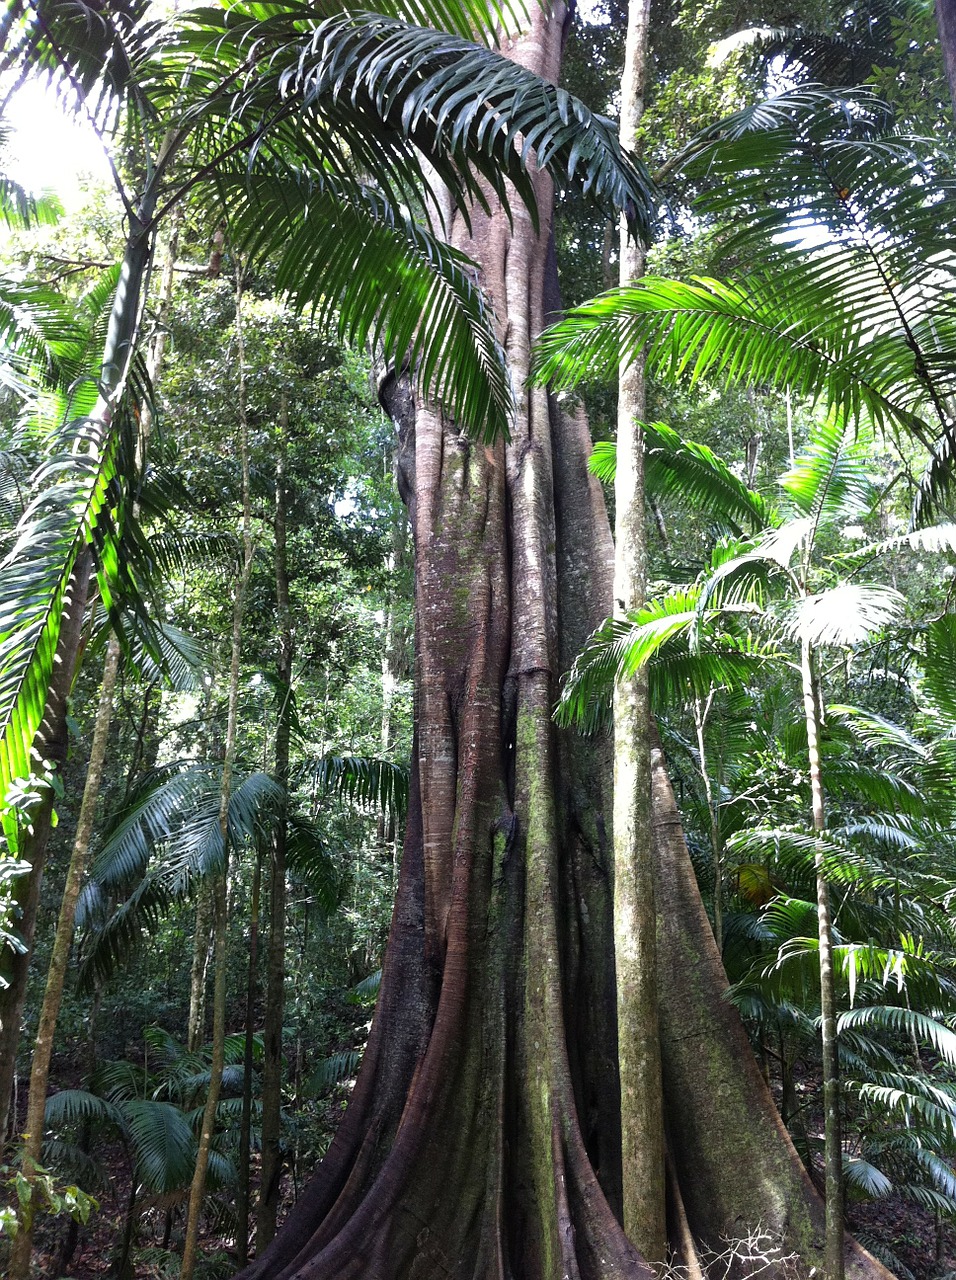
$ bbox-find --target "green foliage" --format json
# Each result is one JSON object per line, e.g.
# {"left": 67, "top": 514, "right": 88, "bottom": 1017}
{"left": 535, "top": 88, "right": 956, "bottom": 521}
{"left": 0, "top": 1159, "right": 97, "bottom": 1240}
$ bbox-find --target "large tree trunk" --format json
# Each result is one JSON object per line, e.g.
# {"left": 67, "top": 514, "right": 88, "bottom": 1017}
{"left": 238, "top": 11, "right": 643, "bottom": 1278}
{"left": 235, "top": 10, "right": 896, "bottom": 1279}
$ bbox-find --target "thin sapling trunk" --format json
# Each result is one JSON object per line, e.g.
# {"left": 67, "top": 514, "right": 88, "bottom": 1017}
{"left": 257, "top": 394, "right": 293, "bottom": 1250}
{"left": 181, "top": 273, "right": 255, "bottom": 1280}
{"left": 802, "top": 637, "right": 845, "bottom": 1280}
{"left": 9, "top": 633, "right": 121, "bottom": 1279}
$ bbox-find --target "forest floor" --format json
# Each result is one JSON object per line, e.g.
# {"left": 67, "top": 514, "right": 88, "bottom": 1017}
{"left": 18, "top": 1153, "right": 956, "bottom": 1280}
{"left": 6, "top": 1068, "right": 955, "bottom": 1278}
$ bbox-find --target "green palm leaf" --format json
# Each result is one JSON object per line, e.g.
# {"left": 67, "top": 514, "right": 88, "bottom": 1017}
{"left": 840, "top": 1005, "right": 956, "bottom": 1068}
{"left": 787, "top": 584, "right": 905, "bottom": 647}
{"left": 533, "top": 273, "right": 937, "bottom": 443}
{"left": 192, "top": 7, "right": 654, "bottom": 236}
{"left": 844, "top": 1157, "right": 893, "bottom": 1200}
{"left": 0, "top": 430, "right": 121, "bottom": 852}
{"left": 590, "top": 424, "right": 776, "bottom": 535}
{"left": 123, "top": 1099, "right": 196, "bottom": 1193}
{"left": 779, "top": 417, "right": 876, "bottom": 524}
{"left": 302, "top": 753, "right": 409, "bottom": 817}
{"left": 224, "top": 172, "right": 512, "bottom": 441}
{"left": 285, "top": 813, "right": 341, "bottom": 916}
{"left": 555, "top": 588, "right": 776, "bottom": 732}
{"left": 534, "top": 88, "right": 956, "bottom": 468}
{"left": 923, "top": 615, "right": 956, "bottom": 728}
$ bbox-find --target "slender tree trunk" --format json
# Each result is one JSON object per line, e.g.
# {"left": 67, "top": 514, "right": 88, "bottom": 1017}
{"left": 256, "top": 395, "right": 293, "bottom": 1250}
{"left": 802, "top": 638, "right": 844, "bottom": 1280}
{"left": 692, "top": 691, "right": 723, "bottom": 952}
{"left": 614, "top": 0, "right": 665, "bottom": 1259}
{"left": 8, "top": 633, "right": 121, "bottom": 1280}
{"left": 181, "top": 274, "right": 255, "bottom": 1280}
{"left": 237, "top": 837, "right": 263, "bottom": 1266}
{"left": 187, "top": 885, "right": 213, "bottom": 1053}
{"left": 0, "top": 546, "right": 94, "bottom": 1144}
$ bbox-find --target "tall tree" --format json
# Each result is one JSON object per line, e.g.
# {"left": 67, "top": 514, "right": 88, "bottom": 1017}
{"left": 236, "top": 9, "right": 892, "bottom": 1280}
{"left": 0, "top": 0, "right": 651, "bottom": 1141}
{"left": 239, "top": 7, "right": 649, "bottom": 1276}
{"left": 613, "top": 0, "right": 665, "bottom": 1259}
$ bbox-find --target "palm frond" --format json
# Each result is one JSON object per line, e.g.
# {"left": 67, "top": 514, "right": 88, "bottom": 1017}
{"left": 779, "top": 417, "right": 876, "bottom": 524}
{"left": 588, "top": 440, "right": 616, "bottom": 486}
{"left": 555, "top": 588, "right": 777, "bottom": 731}
{"left": 285, "top": 813, "right": 340, "bottom": 916}
{"left": 90, "top": 765, "right": 211, "bottom": 892}
{"left": 303, "top": 1048, "right": 363, "bottom": 1095}
{"left": 644, "top": 421, "right": 777, "bottom": 535}
{"left": 533, "top": 274, "right": 938, "bottom": 444}
{"left": 828, "top": 704, "right": 928, "bottom": 765}
{"left": 787, "top": 584, "right": 905, "bottom": 647}
{"left": 844, "top": 1157, "right": 893, "bottom": 1199}
{"left": 201, "top": 7, "right": 655, "bottom": 236}
{"left": 923, "top": 615, "right": 956, "bottom": 728}
{"left": 43, "top": 1088, "right": 124, "bottom": 1132}
{"left": 223, "top": 170, "right": 513, "bottom": 442}
{"left": 301, "top": 753, "right": 409, "bottom": 818}
{"left": 75, "top": 873, "right": 172, "bottom": 993}
{"left": 123, "top": 1099, "right": 196, "bottom": 1193}
{"left": 840, "top": 1005, "right": 956, "bottom": 1068}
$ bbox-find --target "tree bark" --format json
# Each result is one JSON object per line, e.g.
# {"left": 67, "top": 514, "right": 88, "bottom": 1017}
{"left": 8, "top": 632, "right": 121, "bottom": 1279}
{"left": 613, "top": 0, "right": 665, "bottom": 1260}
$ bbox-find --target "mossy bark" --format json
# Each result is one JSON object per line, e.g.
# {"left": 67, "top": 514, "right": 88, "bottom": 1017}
{"left": 614, "top": 0, "right": 665, "bottom": 1259}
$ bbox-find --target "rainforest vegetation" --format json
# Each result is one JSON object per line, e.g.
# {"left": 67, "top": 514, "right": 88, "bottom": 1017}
{"left": 1, "top": 1, "right": 956, "bottom": 1278}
